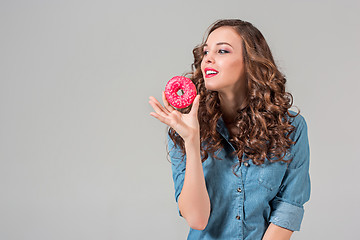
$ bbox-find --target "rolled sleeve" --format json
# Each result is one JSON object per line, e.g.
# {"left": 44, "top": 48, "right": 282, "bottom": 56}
{"left": 167, "top": 134, "right": 186, "bottom": 217}
{"left": 269, "top": 115, "right": 311, "bottom": 231}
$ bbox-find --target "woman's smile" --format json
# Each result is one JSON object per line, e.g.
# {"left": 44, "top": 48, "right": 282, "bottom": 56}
{"left": 204, "top": 67, "right": 219, "bottom": 78}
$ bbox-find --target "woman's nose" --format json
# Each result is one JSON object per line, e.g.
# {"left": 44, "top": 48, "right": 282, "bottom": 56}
{"left": 204, "top": 53, "right": 215, "bottom": 63}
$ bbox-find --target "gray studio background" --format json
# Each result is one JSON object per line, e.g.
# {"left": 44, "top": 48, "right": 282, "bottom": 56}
{"left": 1, "top": 0, "right": 359, "bottom": 239}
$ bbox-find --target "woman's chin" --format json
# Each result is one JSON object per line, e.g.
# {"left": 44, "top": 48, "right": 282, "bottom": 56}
{"left": 204, "top": 81, "right": 220, "bottom": 91}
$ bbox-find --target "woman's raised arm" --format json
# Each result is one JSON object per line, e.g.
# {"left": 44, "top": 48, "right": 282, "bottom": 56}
{"left": 149, "top": 92, "right": 210, "bottom": 230}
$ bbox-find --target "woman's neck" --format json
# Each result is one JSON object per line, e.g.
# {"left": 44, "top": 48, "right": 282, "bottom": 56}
{"left": 219, "top": 91, "right": 246, "bottom": 125}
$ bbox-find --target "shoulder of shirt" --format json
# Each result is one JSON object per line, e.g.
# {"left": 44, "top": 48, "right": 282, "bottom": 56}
{"left": 287, "top": 110, "right": 306, "bottom": 126}
{"left": 286, "top": 109, "right": 308, "bottom": 140}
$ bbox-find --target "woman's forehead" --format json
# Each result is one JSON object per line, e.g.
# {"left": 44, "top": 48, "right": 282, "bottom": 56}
{"left": 205, "top": 27, "right": 242, "bottom": 46}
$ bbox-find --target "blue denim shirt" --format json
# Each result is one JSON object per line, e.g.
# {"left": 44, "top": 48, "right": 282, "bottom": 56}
{"left": 168, "top": 110, "right": 311, "bottom": 240}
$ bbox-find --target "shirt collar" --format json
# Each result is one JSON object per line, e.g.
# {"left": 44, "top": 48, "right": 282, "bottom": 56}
{"left": 216, "top": 116, "right": 230, "bottom": 141}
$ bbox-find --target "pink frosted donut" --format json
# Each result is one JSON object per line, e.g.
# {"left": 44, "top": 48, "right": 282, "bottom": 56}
{"left": 165, "top": 76, "right": 197, "bottom": 109}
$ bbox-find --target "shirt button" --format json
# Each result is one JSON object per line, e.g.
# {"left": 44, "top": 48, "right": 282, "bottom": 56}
{"left": 237, "top": 187, "right": 242, "bottom": 193}
{"left": 243, "top": 162, "right": 249, "bottom": 167}
{"left": 236, "top": 215, "right": 240, "bottom": 220}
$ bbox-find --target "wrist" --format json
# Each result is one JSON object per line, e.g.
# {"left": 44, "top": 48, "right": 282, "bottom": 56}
{"left": 184, "top": 131, "right": 200, "bottom": 144}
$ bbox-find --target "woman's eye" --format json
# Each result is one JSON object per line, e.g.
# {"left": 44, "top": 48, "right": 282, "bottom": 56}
{"left": 203, "top": 49, "right": 229, "bottom": 55}
{"left": 219, "top": 49, "right": 229, "bottom": 54}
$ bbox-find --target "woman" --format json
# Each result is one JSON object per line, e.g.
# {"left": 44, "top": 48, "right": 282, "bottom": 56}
{"left": 149, "top": 19, "right": 311, "bottom": 240}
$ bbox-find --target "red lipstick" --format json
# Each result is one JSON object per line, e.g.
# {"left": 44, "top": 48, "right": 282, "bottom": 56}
{"left": 204, "top": 68, "right": 219, "bottom": 78}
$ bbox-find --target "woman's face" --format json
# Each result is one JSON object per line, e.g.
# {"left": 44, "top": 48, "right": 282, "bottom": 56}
{"left": 200, "top": 26, "right": 246, "bottom": 94}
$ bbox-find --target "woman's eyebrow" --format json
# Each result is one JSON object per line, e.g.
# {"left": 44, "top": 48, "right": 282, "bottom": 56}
{"left": 203, "top": 42, "right": 233, "bottom": 48}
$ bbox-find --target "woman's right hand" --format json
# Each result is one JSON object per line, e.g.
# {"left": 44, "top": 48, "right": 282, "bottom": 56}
{"left": 149, "top": 91, "right": 200, "bottom": 141}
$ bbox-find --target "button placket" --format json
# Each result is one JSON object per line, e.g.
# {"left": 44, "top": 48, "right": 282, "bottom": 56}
{"left": 236, "top": 182, "right": 244, "bottom": 222}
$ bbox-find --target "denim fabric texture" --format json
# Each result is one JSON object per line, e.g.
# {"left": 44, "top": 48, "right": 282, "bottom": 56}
{"left": 168, "top": 110, "right": 311, "bottom": 240}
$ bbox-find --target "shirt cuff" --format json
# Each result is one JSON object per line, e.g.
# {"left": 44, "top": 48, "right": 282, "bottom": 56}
{"left": 174, "top": 174, "right": 185, "bottom": 218}
{"left": 269, "top": 198, "right": 304, "bottom": 231}
{"left": 177, "top": 204, "right": 183, "bottom": 217}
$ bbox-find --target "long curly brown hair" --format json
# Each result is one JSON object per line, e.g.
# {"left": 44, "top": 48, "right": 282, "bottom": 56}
{"left": 167, "top": 19, "right": 299, "bottom": 175}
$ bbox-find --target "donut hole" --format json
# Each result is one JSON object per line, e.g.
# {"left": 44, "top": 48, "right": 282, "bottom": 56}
{"left": 177, "top": 89, "right": 185, "bottom": 96}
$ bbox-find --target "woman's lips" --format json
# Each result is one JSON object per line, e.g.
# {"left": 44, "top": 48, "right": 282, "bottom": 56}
{"left": 205, "top": 73, "right": 218, "bottom": 78}
{"left": 204, "top": 68, "right": 219, "bottom": 78}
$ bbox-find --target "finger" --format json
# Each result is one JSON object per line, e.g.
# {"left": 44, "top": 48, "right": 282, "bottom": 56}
{"left": 190, "top": 95, "right": 200, "bottom": 116}
{"left": 149, "top": 112, "right": 171, "bottom": 126}
{"left": 162, "top": 91, "right": 175, "bottom": 113}
{"left": 149, "top": 100, "right": 168, "bottom": 118}
{"left": 149, "top": 96, "right": 170, "bottom": 115}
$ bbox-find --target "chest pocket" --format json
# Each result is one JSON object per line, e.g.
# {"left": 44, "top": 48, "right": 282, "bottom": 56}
{"left": 257, "top": 161, "right": 287, "bottom": 191}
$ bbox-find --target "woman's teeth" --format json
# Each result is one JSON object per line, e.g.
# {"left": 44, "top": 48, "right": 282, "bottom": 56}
{"left": 206, "top": 70, "right": 218, "bottom": 75}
